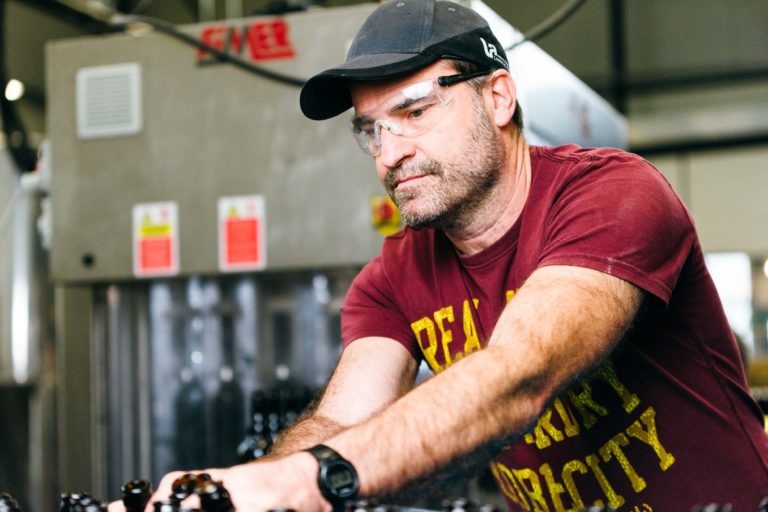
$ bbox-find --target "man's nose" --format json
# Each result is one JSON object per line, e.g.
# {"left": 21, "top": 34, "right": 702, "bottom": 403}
{"left": 377, "top": 125, "right": 414, "bottom": 168}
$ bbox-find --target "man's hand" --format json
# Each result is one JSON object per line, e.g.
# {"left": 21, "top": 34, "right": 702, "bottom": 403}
{"left": 107, "top": 452, "right": 329, "bottom": 512}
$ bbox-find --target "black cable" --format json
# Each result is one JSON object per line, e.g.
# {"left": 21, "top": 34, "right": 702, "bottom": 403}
{"left": 129, "top": 0, "right": 158, "bottom": 14}
{"left": 107, "top": 13, "right": 307, "bottom": 87}
{"left": 15, "top": 0, "right": 306, "bottom": 87}
{"left": 506, "top": 0, "right": 590, "bottom": 53}
{"left": 0, "top": 0, "right": 38, "bottom": 173}
{"left": 29, "top": 0, "right": 590, "bottom": 95}
{"left": 68, "top": 0, "right": 591, "bottom": 88}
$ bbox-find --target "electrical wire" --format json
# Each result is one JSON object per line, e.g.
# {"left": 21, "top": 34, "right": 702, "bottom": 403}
{"left": 112, "top": 0, "right": 590, "bottom": 83}
{"left": 130, "top": 0, "right": 159, "bottom": 14}
{"left": 107, "top": 13, "right": 306, "bottom": 87}
{"left": 34, "top": 0, "right": 590, "bottom": 95}
{"left": 505, "top": 0, "right": 590, "bottom": 53}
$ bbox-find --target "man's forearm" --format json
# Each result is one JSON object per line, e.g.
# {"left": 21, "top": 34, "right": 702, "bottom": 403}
{"left": 267, "top": 339, "right": 417, "bottom": 460}
{"left": 324, "top": 266, "right": 643, "bottom": 497}
{"left": 269, "top": 414, "right": 346, "bottom": 456}
{"left": 323, "top": 345, "right": 535, "bottom": 496}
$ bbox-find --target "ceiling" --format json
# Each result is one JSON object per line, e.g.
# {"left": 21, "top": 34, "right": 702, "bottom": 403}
{"left": 3, "top": 0, "right": 768, "bottom": 151}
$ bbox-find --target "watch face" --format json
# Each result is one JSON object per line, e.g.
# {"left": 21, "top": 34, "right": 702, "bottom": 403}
{"left": 324, "top": 461, "right": 358, "bottom": 498}
{"left": 310, "top": 445, "right": 359, "bottom": 506}
{"left": 327, "top": 466, "right": 354, "bottom": 488}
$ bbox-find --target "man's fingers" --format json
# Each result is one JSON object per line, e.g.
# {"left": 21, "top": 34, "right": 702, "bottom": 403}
{"left": 107, "top": 499, "right": 125, "bottom": 512}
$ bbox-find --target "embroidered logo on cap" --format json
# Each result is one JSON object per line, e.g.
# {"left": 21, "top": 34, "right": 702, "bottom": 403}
{"left": 481, "top": 37, "right": 508, "bottom": 69}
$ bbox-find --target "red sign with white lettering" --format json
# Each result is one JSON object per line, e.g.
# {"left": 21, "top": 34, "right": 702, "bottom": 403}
{"left": 197, "top": 20, "right": 296, "bottom": 64}
{"left": 218, "top": 195, "right": 266, "bottom": 272}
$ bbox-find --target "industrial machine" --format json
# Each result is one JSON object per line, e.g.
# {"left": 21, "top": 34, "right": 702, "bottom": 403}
{"left": 18, "top": 0, "right": 627, "bottom": 508}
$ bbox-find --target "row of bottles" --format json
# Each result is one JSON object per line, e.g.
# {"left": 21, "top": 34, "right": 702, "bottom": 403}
{"left": 149, "top": 274, "right": 344, "bottom": 483}
{"left": 58, "top": 475, "right": 233, "bottom": 512}
{"left": 691, "top": 499, "right": 768, "bottom": 512}
{"left": 4, "top": 487, "right": 768, "bottom": 512}
{"left": 58, "top": 493, "right": 108, "bottom": 512}
{"left": 237, "top": 386, "right": 316, "bottom": 462}
{"left": 347, "top": 499, "right": 503, "bottom": 512}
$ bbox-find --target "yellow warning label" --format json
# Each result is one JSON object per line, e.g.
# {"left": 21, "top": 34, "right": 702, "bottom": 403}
{"left": 370, "top": 195, "right": 402, "bottom": 237}
{"left": 140, "top": 224, "right": 171, "bottom": 237}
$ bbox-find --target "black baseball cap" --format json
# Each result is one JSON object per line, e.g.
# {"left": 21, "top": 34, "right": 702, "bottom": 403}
{"left": 300, "top": 0, "right": 509, "bottom": 120}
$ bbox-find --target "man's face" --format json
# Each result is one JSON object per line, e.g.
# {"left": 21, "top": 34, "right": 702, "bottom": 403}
{"left": 349, "top": 62, "right": 505, "bottom": 231}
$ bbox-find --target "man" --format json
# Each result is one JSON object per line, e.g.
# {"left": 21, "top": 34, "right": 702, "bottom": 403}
{"left": 137, "top": 0, "right": 768, "bottom": 510}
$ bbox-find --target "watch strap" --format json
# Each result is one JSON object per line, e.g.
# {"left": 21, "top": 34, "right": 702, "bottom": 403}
{"left": 305, "top": 444, "right": 359, "bottom": 511}
{"left": 307, "top": 444, "right": 339, "bottom": 461}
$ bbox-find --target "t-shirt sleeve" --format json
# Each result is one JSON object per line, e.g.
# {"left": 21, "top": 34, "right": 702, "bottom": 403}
{"left": 537, "top": 152, "right": 695, "bottom": 304}
{"left": 341, "top": 254, "right": 422, "bottom": 359}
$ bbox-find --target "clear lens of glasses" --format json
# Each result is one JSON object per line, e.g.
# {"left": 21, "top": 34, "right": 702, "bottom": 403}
{"left": 350, "top": 77, "right": 454, "bottom": 157}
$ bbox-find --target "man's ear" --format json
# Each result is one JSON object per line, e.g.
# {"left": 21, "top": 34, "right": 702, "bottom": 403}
{"left": 486, "top": 70, "right": 517, "bottom": 128}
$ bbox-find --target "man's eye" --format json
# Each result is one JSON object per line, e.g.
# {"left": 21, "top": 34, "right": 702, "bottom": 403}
{"left": 357, "top": 125, "right": 374, "bottom": 136}
{"left": 408, "top": 106, "right": 429, "bottom": 120}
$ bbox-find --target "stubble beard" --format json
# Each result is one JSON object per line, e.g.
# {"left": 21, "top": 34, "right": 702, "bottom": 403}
{"left": 384, "top": 102, "right": 505, "bottom": 231}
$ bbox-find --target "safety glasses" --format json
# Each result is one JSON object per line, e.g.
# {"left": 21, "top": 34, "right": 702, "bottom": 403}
{"left": 350, "top": 70, "right": 490, "bottom": 157}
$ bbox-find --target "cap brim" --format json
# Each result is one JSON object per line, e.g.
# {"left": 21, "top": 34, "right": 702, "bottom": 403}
{"left": 300, "top": 53, "right": 439, "bottom": 121}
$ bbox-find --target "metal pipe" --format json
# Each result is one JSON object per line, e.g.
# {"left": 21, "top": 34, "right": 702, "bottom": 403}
{"left": 9, "top": 172, "right": 46, "bottom": 384}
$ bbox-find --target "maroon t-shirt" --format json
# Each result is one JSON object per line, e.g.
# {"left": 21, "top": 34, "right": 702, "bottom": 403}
{"left": 341, "top": 145, "right": 768, "bottom": 510}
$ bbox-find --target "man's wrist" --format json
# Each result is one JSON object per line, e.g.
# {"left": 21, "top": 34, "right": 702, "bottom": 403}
{"left": 304, "top": 444, "right": 359, "bottom": 511}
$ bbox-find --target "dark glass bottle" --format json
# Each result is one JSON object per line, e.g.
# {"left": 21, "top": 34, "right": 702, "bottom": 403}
{"left": 195, "top": 481, "right": 234, "bottom": 512}
{"left": 121, "top": 479, "right": 153, "bottom": 512}
{"left": 174, "top": 365, "right": 208, "bottom": 468}
{"left": 236, "top": 390, "right": 273, "bottom": 462}
{"left": 213, "top": 310, "right": 245, "bottom": 467}
{"left": 170, "top": 473, "right": 197, "bottom": 501}
{"left": 195, "top": 481, "right": 235, "bottom": 512}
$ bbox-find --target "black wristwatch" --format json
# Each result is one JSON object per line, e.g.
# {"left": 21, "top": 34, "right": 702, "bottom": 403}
{"left": 305, "top": 444, "right": 359, "bottom": 511}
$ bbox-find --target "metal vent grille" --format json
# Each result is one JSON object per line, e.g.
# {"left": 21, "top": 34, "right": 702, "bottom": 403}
{"left": 76, "top": 63, "right": 142, "bottom": 139}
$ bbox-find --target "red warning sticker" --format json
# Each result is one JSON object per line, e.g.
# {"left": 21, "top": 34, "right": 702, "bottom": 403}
{"left": 132, "top": 202, "right": 179, "bottom": 277}
{"left": 218, "top": 195, "right": 266, "bottom": 272}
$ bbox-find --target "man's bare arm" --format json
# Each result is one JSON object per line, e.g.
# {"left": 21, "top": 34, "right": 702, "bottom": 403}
{"left": 131, "top": 265, "right": 642, "bottom": 511}
{"left": 269, "top": 337, "right": 419, "bottom": 456}
{"left": 324, "top": 265, "right": 644, "bottom": 496}
{"left": 266, "top": 414, "right": 344, "bottom": 457}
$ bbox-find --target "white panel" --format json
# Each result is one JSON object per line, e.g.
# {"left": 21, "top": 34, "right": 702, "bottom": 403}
{"left": 687, "top": 145, "right": 768, "bottom": 253}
